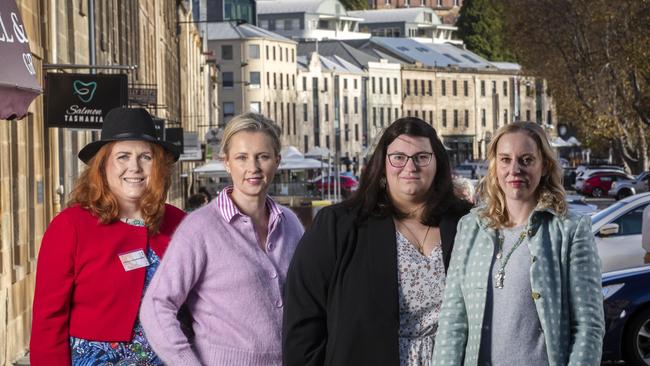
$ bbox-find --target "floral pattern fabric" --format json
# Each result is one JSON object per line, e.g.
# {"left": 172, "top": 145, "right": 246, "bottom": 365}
{"left": 70, "top": 219, "right": 163, "bottom": 366}
{"left": 396, "top": 231, "right": 446, "bottom": 366}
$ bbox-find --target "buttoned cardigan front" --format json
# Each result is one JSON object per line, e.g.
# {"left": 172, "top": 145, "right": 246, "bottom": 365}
{"left": 432, "top": 207, "right": 605, "bottom": 366}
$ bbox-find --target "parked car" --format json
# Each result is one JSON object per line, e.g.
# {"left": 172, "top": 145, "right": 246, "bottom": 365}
{"left": 566, "top": 194, "right": 597, "bottom": 216}
{"left": 309, "top": 175, "right": 359, "bottom": 197}
{"left": 609, "top": 171, "right": 650, "bottom": 200}
{"left": 579, "top": 171, "right": 635, "bottom": 197}
{"left": 574, "top": 168, "right": 628, "bottom": 192}
{"left": 453, "top": 164, "right": 475, "bottom": 179}
{"left": 454, "top": 161, "right": 488, "bottom": 179}
{"left": 602, "top": 265, "right": 650, "bottom": 366}
{"left": 592, "top": 192, "right": 650, "bottom": 272}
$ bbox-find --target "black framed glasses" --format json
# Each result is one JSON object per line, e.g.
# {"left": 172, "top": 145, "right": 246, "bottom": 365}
{"left": 387, "top": 152, "right": 434, "bottom": 168}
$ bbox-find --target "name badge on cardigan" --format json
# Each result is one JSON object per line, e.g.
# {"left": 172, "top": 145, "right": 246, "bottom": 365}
{"left": 118, "top": 249, "right": 150, "bottom": 271}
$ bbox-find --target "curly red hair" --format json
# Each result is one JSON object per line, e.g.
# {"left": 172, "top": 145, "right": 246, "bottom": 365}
{"left": 67, "top": 141, "right": 175, "bottom": 233}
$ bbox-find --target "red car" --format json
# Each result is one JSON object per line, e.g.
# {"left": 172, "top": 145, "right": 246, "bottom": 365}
{"left": 581, "top": 172, "right": 634, "bottom": 197}
{"left": 311, "top": 175, "right": 359, "bottom": 197}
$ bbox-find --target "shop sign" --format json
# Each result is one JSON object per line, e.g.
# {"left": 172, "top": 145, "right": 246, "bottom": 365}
{"left": 45, "top": 73, "right": 128, "bottom": 129}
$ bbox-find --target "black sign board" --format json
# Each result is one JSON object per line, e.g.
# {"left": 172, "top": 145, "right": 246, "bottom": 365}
{"left": 152, "top": 118, "right": 165, "bottom": 140}
{"left": 129, "top": 87, "right": 157, "bottom": 105}
{"left": 45, "top": 73, "right": 128, "bottom": 129}
{"left": 165, "top": 127, "right": 184, "bottom": 153}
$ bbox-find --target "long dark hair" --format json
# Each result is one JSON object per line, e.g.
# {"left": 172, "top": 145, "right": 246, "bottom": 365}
{"left": 345, "top": 117, "right": 470, "bottom": 226}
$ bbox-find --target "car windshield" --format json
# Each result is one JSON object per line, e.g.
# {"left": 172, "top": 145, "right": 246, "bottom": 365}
{"left": 592, "top": 200, "right": 630, "bottom": 224}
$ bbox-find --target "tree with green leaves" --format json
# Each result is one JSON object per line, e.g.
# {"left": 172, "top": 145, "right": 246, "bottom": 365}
{"left": 340, "top": 0, "right": 368, "bottom": 10}
{"left": 456, "top": 0, "right": 514, "bottom": 62}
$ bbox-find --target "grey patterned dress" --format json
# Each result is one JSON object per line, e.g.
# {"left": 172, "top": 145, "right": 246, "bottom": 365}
{"left": 396, "top": 231, "right": 446, "bottom": 366}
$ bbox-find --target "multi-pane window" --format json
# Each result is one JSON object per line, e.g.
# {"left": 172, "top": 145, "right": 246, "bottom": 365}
{"left": 481, "top": 80, "right": 485, "bottom": 96}
{"left": 481, "top": 109, "right": 486, "bottom": 126}
{"left": 428, "top": 80, "right": 432, "bottom": 96}
{"left": 249, "top": 72, "right": 260, "bottom": 87}
{"left": 503, "top": 81, "right": 508, "bottom": 96}
{"left": 441, "top": 80, "right": 446, "bottom": 96}
{"left": 222, "top": 72, "right": 234, "bottom": 88}
{"left": 452, "top": 80, "right": 457, "bottom": 96}
{"left": 221, "top": 45, "right": 233, "bottom": 60}
{"left": 453, "top": 109, "right": 459, "bottom": 127}
{"left": 248, "top": 44, "right": 260, "bottom": 59}
{"left": 223, "top": 102, "right": 235, "bottom": 118}
{"left": 464, "top": 80, "right": 468, "bottom": 96}
{"left": 354, "top": 97, "right": 359, "bottom": 114}
{"left": 344, "top": 96, "right": 349, "bottom": 114}
{"left": 442, "top": 109, "right": 447, "bottom": 127}
{"left": 464, "top": 110, "right": 469, "bottom": 127}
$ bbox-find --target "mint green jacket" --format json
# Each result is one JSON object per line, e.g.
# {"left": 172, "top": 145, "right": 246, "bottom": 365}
{"left": 432, "top": 207, "right": 604, "bottom": 366}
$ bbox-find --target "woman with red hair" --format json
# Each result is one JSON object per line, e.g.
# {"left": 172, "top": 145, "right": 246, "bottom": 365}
{"left": 30, "top": 107, "right": 186, "bottom": 365}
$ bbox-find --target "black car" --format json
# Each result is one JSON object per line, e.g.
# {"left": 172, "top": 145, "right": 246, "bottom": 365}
{"left": 602, "top": 265, "right": 650, "bottom": 365}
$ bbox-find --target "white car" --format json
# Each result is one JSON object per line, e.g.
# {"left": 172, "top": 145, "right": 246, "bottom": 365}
{"left": 591, "top": 192, "right": 650, "bottom": 272}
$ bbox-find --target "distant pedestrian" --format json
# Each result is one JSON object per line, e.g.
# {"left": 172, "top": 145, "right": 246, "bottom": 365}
{"left": 432, "top": 121, "right": 604, "bottom": 366}
{"left": 30, "top": 107, "right": 185, "bottom": 365}
{"left": 283, "top": 117, "right": 471, "bottom": 365}
{"left": 186, "top": 192, "right": 209, "bottom": 211}
{"left": 643, "top": 204, "right": 650, "bottom": 264}
{"left": 140, "top": 112, "right": 304, "bottom": 365}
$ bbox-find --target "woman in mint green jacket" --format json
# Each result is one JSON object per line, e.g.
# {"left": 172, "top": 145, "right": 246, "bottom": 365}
{"left": 432, "top": 122, "right": 604, "bottom": 366}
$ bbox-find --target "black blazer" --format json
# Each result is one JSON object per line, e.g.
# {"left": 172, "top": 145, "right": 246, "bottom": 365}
{"left": 282, "top": 203, "right": 466, "bottom": 366}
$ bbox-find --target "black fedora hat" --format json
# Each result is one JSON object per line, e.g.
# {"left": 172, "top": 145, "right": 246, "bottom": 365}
{"left": 78, "top": 107, "right": 181, "bottom": 163}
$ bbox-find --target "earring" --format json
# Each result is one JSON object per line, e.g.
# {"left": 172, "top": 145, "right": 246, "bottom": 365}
{"left": 379, "top": 177, "right": 386, "bottom": 189}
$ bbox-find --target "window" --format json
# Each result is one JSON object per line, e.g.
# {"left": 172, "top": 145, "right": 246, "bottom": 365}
{"left": 504, "top": 109, "right": 509, "bottom": 124}
{"left": 265, "top": 45, "right": 269, "bottom": 60}
{"left": 464, "top": 80, "right": 468, "bottom": 96}
{"left": 610, "top": 203, "right": 650, "bottom": 236}
{"left": 421, "top": 80, "right": 425, "bottom": 96}
{"left": 273, "top": 46, "right": 276, "bottom": 60}
{"left": 221, "top": 45, "right": 233, "bottom": 60}
{"left": 267, "top": 101, "right": 270, "bottom": 116}
{"left": 302, "top": 76, "right": 307, "bottom": 90}
{"left": 354, "top": 97, "right": 358, "bottom": 114}
{"left": 394, "top": 78, "right": 398, "bottom": 94}
{"left": 492, "top": 81, "right": 497, "bottom": 94}
{"left": 248, "top": 44, "right": 260, "bottom": 59}
{"left": 249, "top": 72, "right": 260, "bottom": 87}
{"left": 344, "top": 78, "right": 348, "bottom": 89}
{"left": 387, "top": 107, "right": 392, "bottom": 123}
{"left": 354, "top": 79, "right": 358, "bottom": 89}
{"left": 304, "top": 135, "right": 309, "bottom": 152}
{"left": 379, "top": 78, "right": 383, "bottom": 94}
{"left": 406, "top": 79, "right": 411, "bottom": 95}
{"left": 280, "top": 74, "right": 284, "bottom": 89}
{"left": 481, "top": 109, "right": 486, "bottom": 127}
{"left": 441, "top": 80, "right": 446, "bottom": 96}
{"left": 428, "top": 80, "right": 432, "bottom": 96}
{"left": 250, "top": 102, "right": 261, "bottom": 113}
{"left": 292, "top": 75, "right": 295, "bottom": 87}
{"left": 372, "top": 77, "right": 376, "bottom": 93}
{"left": 285, "top": 48, "right": 289, "bottom": 61}
{"left": 324, "top": 78, "right": 328, "bottom": 92}
{"left": 465, "top": 110, "right": 469, "bottom": 127}
{"left": 414, "top": 79, "right": 418, "bottom": 95}
{"left": 414, "top": 110, "right": 418, "bottom": 118}
{"left": 279, "top": 46, "right": 283, "bottom": 61}
{"left": 395, "top": 107, "right": 399, "bottom": 118}
{"left": 526, "top": 110, "right": 531, "bottom": 120}
{"left": 452, "top": 80, "right": 457, "bottom": 96}
{"left": 303, "top": 103, "right": 308, "bottom": 121}
{"left": 355, "top": 124, "right": 359, "bottom": 141}
{"left": 526, "top": 83, "right": 532, "bottom": 96}
{"left": 223, "top": 102, "right": 235, "bottom": 119}
{"left": 380, "top": 108, "right": 385, "bottom": 126}
{"left": 481, "top": 80, "right": 485, "bottom": 96}
{"left": 453, "top": 109, "right": 458, "bottom": 127}
{"left": 273, "top": 73, "right": 277, "bottom": 88}
{"left": 373, "top": 107, "right": 377, "bottom": 126}
{"left": 442, "top": 109, "right": 447, "bottom": 127}
{"left": 344, "top": 96, "right": 349, "bottom": 114}
{"left": 266, "top": 72, "right": 270, "bottom": 87}
{"left": 326, "top": 135, "right": 330, "bottom": 149}
{"left": 503, "top": 81, "right": 508, "bottom": 96}
{"left": 429, "top": 110, "right": 433, "bottom": 124}
{"left": 386, "top": 77, "right": 391, "bottom": 95}
{"left": 222, "top": 72, "right": 234, "bottom": 88}
{"left": 325, "top": 104, "right": 329, "bottom": 121}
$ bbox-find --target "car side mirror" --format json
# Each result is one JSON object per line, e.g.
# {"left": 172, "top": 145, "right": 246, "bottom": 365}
{"left": 598, "top": 223, "right": 620, "bottom": 237}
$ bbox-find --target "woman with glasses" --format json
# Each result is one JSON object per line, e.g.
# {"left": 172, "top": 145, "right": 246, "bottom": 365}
{"left": 283, "top": 117, "right": 471, "bottom": 366}
{"left": 432, "top": 122, "right": 604, "bottom": 366}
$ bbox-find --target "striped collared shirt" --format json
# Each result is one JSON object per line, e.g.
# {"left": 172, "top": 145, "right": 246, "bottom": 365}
{"left": 216, "top": 185, "right": 284, "bottom": 224}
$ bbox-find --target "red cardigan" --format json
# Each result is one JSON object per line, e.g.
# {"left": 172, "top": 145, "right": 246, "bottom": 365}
{"left": 30, "top": 204, "right": 185, "bottom": 365}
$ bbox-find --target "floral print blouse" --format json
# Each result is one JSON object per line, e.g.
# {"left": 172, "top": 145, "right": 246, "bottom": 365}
{"left": 396, "top": 231, "right": 446, "bottom": 366}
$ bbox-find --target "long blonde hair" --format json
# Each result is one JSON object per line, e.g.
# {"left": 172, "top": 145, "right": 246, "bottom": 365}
{"left": 478, "top": 122, "right": 566, "bottom": 228}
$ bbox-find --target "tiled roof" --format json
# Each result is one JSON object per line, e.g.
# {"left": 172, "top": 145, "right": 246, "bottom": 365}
{"left": 206, "top": 21, "right": 295, "bottom": 43}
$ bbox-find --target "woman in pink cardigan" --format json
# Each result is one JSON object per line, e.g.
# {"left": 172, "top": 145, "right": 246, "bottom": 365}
{"left": 140, "top": 113, "right": 304, "bottom": 365}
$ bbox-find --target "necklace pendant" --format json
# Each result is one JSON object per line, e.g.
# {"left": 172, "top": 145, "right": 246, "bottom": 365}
{"left": 496, "top": 251, "right": 502, "bottom": 259}
{"left": 494, "top": 270, "right": 505, "bottom": 289}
